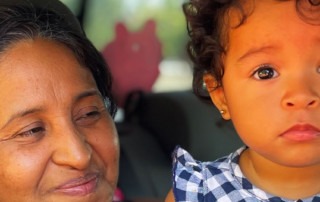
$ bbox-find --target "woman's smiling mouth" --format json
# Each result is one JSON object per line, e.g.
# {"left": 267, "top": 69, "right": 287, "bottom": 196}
{"left": 54, "top": 173, "right": 99, "bottom": 196}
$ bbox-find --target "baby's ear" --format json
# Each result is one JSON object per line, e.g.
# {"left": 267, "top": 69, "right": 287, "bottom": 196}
{"left": 203, "top": 74, "right": 230, "bottom": 120}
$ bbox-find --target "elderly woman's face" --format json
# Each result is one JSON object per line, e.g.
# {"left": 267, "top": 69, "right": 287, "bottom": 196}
{"left": 0, "top": 39, "right": 119, "bottom": 202}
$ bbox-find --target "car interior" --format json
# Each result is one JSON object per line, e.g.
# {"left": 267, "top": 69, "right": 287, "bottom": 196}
{"left": 117, "top": 90, "right": 243, "bottom": 200}
{"left": 62, "top": 0, "right": 244, "bottom": 201}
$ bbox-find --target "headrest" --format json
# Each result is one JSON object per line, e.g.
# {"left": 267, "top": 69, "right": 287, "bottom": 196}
{"left": 126, "top": 90, "right": 243, "bottom": 161}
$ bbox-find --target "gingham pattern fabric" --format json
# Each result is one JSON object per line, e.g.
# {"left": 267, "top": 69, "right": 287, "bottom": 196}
{"left": 172, "top": 146, "right": 320, "bottom": 202}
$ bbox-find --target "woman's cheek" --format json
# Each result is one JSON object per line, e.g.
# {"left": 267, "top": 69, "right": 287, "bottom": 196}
{"left": 0, "top": 148, "right": 44, "bottom": 198}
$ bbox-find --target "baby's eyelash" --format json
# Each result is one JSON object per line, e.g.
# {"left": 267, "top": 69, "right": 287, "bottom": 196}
{"left": 252, "top": 64, "right": 279, "bottom": 80}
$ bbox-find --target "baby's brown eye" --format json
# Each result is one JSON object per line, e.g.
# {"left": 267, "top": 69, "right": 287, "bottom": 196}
{"left": 253, "top": 66, "right": 278, "bottom": 80}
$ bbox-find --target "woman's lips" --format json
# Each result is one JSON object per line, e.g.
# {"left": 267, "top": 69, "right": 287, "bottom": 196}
{"left": 54, "top": 173, "right": 99, "bottom": 196}
{"left": 280, "top": 124, "right": 320, "bottom": 141}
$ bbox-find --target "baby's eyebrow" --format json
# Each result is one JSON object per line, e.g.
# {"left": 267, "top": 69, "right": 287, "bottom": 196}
{"left": 237, "top": 45, "right": 280, "bottom": 62}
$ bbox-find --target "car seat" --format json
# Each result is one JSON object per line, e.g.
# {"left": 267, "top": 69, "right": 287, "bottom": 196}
{"left": 102, "top": 20, "right": 243, "bottom": 200}
{"left": 117, "top": 90, "right": 243, "bottom": 200}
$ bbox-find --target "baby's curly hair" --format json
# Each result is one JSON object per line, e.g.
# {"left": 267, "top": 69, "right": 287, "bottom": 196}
{"left": 183, "top": 0, "right": 320, "bottom": 102}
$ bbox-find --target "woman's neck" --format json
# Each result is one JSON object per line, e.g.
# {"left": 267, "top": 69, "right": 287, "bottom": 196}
{"left": 239, "top": 149, "right": 320, "bottom": 200}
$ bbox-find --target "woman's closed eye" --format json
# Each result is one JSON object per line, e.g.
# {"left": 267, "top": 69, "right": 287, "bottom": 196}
{"left": 19, "top": 127, "right": 44, "bottom": 137}
{"left": 74, "top": 106, "right": 105, "bottom": 126}
{"left": 14, "top": 122, "right": 46, "bottom": 142}
{"left": 252, "top": 64, "right": 279, "bottom": 80}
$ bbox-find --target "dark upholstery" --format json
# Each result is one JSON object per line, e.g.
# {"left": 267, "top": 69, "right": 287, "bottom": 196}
{"left": 117, "top": 90, "right": 243, "bottom": 200}
{"left": 117, "top": 123, "right": 171, "bottom": 199}
{"left": 137, "top": 90, "right": 243, "bottom": 161}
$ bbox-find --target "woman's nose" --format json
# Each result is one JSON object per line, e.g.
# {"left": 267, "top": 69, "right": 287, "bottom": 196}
{"left": 51, "top": 123, "right": 92, "bottom": 170}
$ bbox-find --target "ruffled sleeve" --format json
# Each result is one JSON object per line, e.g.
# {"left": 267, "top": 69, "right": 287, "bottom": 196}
{"left": 172, "top": 146, "right": 205, "bottom": 202}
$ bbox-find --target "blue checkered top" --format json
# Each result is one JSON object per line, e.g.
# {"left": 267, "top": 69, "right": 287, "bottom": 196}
{"left": 172, "top": 146, "right": 320, "bottom": 202}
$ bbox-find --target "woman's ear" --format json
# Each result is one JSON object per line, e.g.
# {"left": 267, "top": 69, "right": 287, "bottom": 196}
{"left": 203, "top": 74, "right": 230, "bottom": 120}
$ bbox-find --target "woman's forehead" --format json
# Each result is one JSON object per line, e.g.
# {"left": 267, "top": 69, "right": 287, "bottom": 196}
{"left": 0, "top": 39, "right": 98, "bottom": 116}
{"left": 0, "top": 39, "right": 95, "bottom": 88}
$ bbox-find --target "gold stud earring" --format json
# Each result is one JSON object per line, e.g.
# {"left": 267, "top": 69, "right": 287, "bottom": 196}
{"left": 202, "top": 81, "right": 207, "bottom": 90}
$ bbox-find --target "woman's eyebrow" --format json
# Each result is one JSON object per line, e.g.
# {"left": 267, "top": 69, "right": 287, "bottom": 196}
{"left": 73, "top": 89, "right": 103, "bottom": 103}
{"left": 0, "top": 90, "right": 102, "bottom": 131}
{"left": 0, "top": 108, "right": 44, "bottom": 131}
{"left": 237, "top": 45, "right": 280, "bottom": 62}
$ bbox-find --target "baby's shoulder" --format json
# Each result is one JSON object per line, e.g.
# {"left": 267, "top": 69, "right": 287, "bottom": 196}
{"left": 173, "top": 145, "right": 242, "bottom": 172}
{"left": 172, "top": 146, "right": 320, "bottom": 202}
{"left": 172, "top": 146, "right": 242, "bottom": 183}
{"left": 172, "top": 146, "right": 251, "bottom": 201}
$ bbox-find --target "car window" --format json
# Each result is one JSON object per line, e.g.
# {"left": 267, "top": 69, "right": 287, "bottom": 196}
{"left": 60, "top": 0, "right": 192, "bottom": 92}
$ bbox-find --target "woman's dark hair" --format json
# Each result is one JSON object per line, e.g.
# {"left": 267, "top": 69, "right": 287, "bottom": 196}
{"left": 0, "top": 2, "right": 117, "bottom": 117}
{"left": 183, "top": 0, "right": 320, "bottom": 102}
